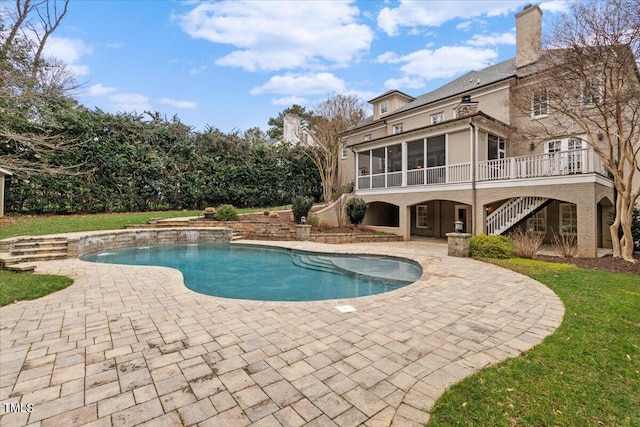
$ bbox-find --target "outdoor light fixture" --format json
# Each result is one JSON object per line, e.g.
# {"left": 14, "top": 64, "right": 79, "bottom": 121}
{"left": 300, "top": 216, "right": 306, "bottom": 224}
{"left": 454, "top": 220, "right": 464, "bottom": 233}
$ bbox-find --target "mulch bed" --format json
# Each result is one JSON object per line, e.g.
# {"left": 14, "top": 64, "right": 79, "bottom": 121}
{"left": 535, "top": 253, "right": 640, "bottom": 275}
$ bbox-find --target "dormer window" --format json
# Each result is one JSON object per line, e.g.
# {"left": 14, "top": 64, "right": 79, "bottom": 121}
{"left": 380, "top": 100, "right": 388, "bottom": 115}
{"left": 392, "top": 124, "right": 403, "bottom": 134}
{"left": 364, "top": 134, "right": 371, "bottom": 142}
{"left": 531, "top": 89, "right": 548, "bottom": 118}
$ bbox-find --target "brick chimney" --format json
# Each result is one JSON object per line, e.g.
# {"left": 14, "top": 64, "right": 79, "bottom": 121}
{"left": 515, "top": 4, "right": 543, "bottom": 68}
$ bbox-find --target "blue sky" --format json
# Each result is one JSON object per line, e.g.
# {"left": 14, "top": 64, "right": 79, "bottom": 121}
{"left": 44, "top": 0, "right": 571, "bottom": 132}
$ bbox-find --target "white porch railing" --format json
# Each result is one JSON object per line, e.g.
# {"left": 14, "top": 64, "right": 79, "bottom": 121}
{"left": 358, "top": 163, "right": 471, "bottom": 190}
{"left": 356, "top": 149, "right": 608, "bottom": 191}
{"left": 477, "top": 148, "right": 606, "bottom": 181}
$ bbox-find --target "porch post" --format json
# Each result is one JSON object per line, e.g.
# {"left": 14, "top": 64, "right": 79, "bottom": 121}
{"left": 401, "top": 141, "right": 407, "bottom": 187}
{"left": 354, "top": 151, "right": 359, "bottom": 190}
{"left": 399, "top": 205, "right": 411, "bottom": 241}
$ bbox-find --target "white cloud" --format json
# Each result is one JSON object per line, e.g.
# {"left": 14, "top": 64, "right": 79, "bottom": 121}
{"left": 379, "top": 46, "right": 498, "bottom": 89}
{"left": 158, "top": 98, "right": 197, "bottom": 110}
{"left": 108, "top": 93, "right": 151, "bottom": 113}
{"left": 377, "top": 1, "right": 527, "bottom": 36}
{"left": 42, "top": 36, "right": 92, "bottom": 77}
{"left": 467, "top": 30, "right": 516, "bottom": 47}
{"left": 44, "top": 37, "right": 92, "bottom": 63}
{"left": 250, "top": 72, "right": 346, "bottom": 96}
{"left": 375, "top": 51, "right": 399, "bottom": 64}
{"left": 68, "top": 64, "right": 91, "bottom": 77}
{"left": 272, "top": 96, "right": 308, "bottom": 106}
{"left": 539, "top": 0, "right": 571, "bottom": 13}
{"left": 86, "top": 83, "right": 116, "bottom": 97}
{"left": 189, "top": 65, "right": 208, "bottom": 75}
{"left": 382, "top": 76, "right": 426, "bottom": 90}
{"left": 176, "top": 0, "right": 373, "bottom": 71}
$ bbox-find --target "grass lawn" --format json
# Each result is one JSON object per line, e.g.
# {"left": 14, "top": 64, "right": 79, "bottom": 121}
{"left": 427, "top": 258, "right": 640, "bottom": 427}
{"left": 0, "top": 206, "right": 291, "bottom": 240}
{"left": 0, "top": 270, "right": 73, "bottom": 306}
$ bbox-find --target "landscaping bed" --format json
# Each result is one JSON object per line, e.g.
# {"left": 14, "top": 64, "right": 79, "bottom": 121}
{"left": 536, "top": 253, "right": 640, "bottom": 274}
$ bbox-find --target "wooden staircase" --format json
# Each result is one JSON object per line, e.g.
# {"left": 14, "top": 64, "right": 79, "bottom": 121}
{"left": 486, "top": 197, "right": 549, "bottom": 235}
{"left": 0, "top": 237, "right": 69, "bottom": 271}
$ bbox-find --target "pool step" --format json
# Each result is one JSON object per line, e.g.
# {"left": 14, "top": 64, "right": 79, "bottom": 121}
{"left": 290, "top": 254, "right": 342, "bottom": 275}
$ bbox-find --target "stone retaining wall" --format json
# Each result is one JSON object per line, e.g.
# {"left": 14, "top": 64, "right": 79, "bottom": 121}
{"left": 70, "top": 228, "right": 232, "bottom": 257}
{"left": 309, "top": 233, "right": 404, "bottom": 244}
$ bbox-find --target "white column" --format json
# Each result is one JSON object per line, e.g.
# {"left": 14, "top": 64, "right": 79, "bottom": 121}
{"left": 401, "top": 141, "right": 407, "bottom": 187}
{"left": 354, "top": 151, "right": 359, "bottom": 190}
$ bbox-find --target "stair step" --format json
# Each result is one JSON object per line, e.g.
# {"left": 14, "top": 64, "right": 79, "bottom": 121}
{"left": 11, "top": 246, "right": 68, "bottom": 255}
{"left": 1, "top": 253, "right": 68, "bottom": 265}
{"left": 5, "top": 263, "right": 36, "bottom": 272}
{"left": 13, "top": 240, "right": 67, "bottom": 247}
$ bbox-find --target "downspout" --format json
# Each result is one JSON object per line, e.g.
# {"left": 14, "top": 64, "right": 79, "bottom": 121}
{"left": 470, "top": 120, "right": 477, "bottom": 235}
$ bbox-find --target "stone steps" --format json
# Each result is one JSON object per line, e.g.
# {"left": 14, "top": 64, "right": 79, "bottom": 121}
{"left": 1, "top": 237, "right": 69, "bottom": 268}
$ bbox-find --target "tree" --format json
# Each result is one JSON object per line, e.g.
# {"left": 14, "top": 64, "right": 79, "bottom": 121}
{"left": 0, "top": 0, "right": 76, "bottom": 175}
{"left": 513, "top": 0, "right": 640, "bottom": 261}
{"left": 304, "top": 94, "right": 366, "bottom": 203}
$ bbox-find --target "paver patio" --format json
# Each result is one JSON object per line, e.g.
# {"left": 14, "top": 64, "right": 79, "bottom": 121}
{"left": 0, "top": 240, "right": 564, "bottom": 426}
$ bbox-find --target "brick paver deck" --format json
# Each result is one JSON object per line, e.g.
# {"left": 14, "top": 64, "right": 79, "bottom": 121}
{"left": 0, "top": 240, "right": 564, "bottom": 426}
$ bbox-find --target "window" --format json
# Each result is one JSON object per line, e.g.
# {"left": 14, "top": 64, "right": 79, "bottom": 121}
{"left": 531, "top": 89, "right": 548, "bottom": 117}
{"left": 546, "top": 140, "right": 561, "bottom": 154}
{"left": 380, "top": 101, "right": 388, "bottom": 115}
{"left": 392, "top": 124, "right": 403, "bottom": 134}
{"left": 527, "top": 208, "right": 547, "bottom": 233}
{"left": 582, "top": 77, "right": 602, "bottom": 105}
{"left": 364, "top": 134, "right": 371, "bottom": 142}
{"left": 431, "top": 112, "right": 444, "bottom": 124}
{"left": 416, "top": 205, "right": 429, "bottom": 228}
{"left": 341, "top": 142, "right": 347, "bottom": 159}
{"left": 559, "top": 203, "right": 577, "bottom": 235}
{"left": 488, "top": 134, "right": 506, "bottom": 160}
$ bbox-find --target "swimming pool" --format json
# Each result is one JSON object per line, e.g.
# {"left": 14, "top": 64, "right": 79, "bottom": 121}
{"left": 81, "top": 244, "right": 422, "bottom": 301}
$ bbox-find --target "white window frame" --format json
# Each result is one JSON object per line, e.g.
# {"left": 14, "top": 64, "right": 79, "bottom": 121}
{"left": 430, "top": 112, "right": 444, "bottom": 125}
{"left": 392, "top": 124, "right": 403, "bottom": 135}
{"left": 531, "top": 89, "right": 549, "bottom": 118}
{"left": 559, "top": 203, "right": 577, "bottom": 235}
{"left": 380, "top": 100, "right": 388, "bottom": 115}
{"left": 416, "top": 205, "right": 429, "bottom": 229}
{"left": 581, "top": 76, "right": 602, "bottom": 106}
{"left": 364, "top": 134, "right": 371, "bottom": 142}
{"left": 341, "top": 142, "right": 347, "bottom": 159}
{"left": 488, "top": 134, "right": 506, "bottom": 160}
{"left": 527, "top": 207, "right": 547, "bottom": 234}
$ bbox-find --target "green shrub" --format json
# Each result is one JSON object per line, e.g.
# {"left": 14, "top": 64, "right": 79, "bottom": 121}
{"left": 346, "top": 197, "right": 368, "bottom": 225}
{"left": 470, "top": 234, "right": 514, "bottom": 259}
{"left": 307, "top": 214, "right": 320, "bottom": 227}
{"left": 214, "top": 204, "right": 238, "bottom": 221}
{"left": 292, "top": 196, "right": 313, "bottom": 223}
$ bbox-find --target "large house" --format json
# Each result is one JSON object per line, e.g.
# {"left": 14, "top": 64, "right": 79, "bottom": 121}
{"left": 336, "top": 4, "right": 637, "bottom": 257}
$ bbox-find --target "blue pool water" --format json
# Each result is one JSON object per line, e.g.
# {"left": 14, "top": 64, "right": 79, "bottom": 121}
{"left": 81, "top": 244, "right": 422, "bottom": 301}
